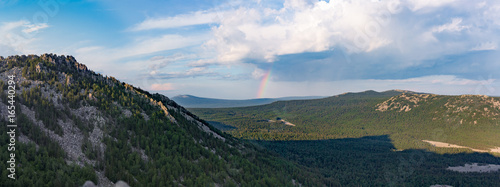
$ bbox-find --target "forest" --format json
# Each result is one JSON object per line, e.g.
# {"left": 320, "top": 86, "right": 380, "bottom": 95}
{"left": 257, "top": 135, "right": 500, "bottom": 186}
{"left": 191, "top": 90, "right": 500, "bottom": 186}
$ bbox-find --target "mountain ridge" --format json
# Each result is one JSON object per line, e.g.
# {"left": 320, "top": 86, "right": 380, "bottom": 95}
{"left": 172, "top": 94, "right": 325, "bottom": 108}
{"left": 172, "top": 90, "right": 424, "bottom": 109}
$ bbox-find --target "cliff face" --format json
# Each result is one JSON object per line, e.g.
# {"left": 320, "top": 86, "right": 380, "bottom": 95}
{"left": 0, "top": 54, "right": 323, "bottom": 186}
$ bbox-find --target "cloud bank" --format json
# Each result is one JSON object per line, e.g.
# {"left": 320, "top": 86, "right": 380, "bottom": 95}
{"left": 109, "top": 0, "right": 500, "bottom": 97}
{"left": 4, "top": 0, "right": 500, "bottom": 98}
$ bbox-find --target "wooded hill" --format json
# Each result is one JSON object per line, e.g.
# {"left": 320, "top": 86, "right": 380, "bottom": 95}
{"left": 191, "top": 90, "right": 500, "bottom": 153}
{"left": 0, "top": 54, "right": 333, "bottom": 186}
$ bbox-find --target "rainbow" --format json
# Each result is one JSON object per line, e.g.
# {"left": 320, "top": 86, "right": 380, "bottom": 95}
{"left": 257, "top": 69, "right": 272, "bottom": 98}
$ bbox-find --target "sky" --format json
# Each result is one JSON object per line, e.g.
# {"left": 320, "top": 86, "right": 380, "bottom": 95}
{"left": 0, "top": 0, "right": 499, "bottom": 99}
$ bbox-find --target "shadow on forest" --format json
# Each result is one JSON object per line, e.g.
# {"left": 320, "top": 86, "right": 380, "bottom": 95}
{"left": 254, "top": 135, "right": 500, "bottom": 186}
{"left": 207, "top": 121, "right": 237, "bottom": 131}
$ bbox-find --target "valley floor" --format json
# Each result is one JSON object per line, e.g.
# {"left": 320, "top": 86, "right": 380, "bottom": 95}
{"left": 422, "top": 140, "right": 500, "bottom": 154}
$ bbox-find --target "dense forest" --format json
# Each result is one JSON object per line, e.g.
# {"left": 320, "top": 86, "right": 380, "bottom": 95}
{"left": 258, "top": 136, "right": 500, "bottom": 186}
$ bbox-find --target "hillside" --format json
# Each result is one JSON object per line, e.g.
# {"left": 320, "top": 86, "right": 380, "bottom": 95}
{"left": 0, "top": 54, "right": 331, "bottom": 186}
{"left": 190, "top": 90, "right": 500, "bottom": 153}
{"left": 172, "top": 95, "right": 324, "bottom": 108}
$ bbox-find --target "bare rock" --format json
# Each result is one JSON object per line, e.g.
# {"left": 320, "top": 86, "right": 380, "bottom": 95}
{"left": 82, "top": 181, "right": 97, "bottom": 187}
{"left": 114, "top": 181, "right": 130, "bottom": 187}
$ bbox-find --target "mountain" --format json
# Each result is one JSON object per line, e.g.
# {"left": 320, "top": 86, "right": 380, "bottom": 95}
{"left": 0, "top": 54, "right": 331, "bottom": 186}
{"left": 172, "top": 94, "right": 325, "bottom": 108}
{"left": 190, "top": 90, "right": 500, "bottom": 152}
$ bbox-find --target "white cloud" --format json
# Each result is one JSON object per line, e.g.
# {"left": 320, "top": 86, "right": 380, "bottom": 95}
{"left": 385, "top": 75, "right": 490, "bottom": 86}
{"left": 147, "top": 53, "right": 198, "bottom": 72}
{"left": 432, "top": 18, "right": 470, "bottom": 33}
{"left": 119, "top": 0, "right": 500, "bottom": 74}
{"left": 188, "top": 58, "right": 218, "bottom": 67}
{"left": 251, "top": 68, "right": 267, "bottom": 79}
{"left": 74, "top": 34, "right": 207, "bottom": 73}
{"left": 482, "top": 4, "right": 500, "bottom": 25}
{"left": 206, "top": 0, "right": 400, "bottom": 63}
{"left": 124, "top": 35, "right": 204, "bottom": 57}
{"left": 151, "top": 67, "right": 221, "bottom": 80}
{"left": 22, "top": 23, "right": 49, "bottom": 34}
{"left": 197, "top": 0, "right": 500, "bottom": 70}
{"left": 150, "top": 83, "right": 175, "bottom": 91}
{"left": 150, "top": 56, "right": 165, "bottom": 61}
{"left": 0, "top": 20, "right": 49, "bottom": 56}
{"left": 255, "top": 75, "right": 498, "bottom": 98}
{"left": 185, "top": 67, "right": 206, "bottom": 75}
{"left": 477, "top": 1, "right": 487, "bottom": 9}
{"left": 471, "top": 42, "right": 497, "bottom": 51}
{"left": 1, "top": 20, "right": 28, "bottom": 31}
{"left": 406, "top": 0, "right": 455, "bottom": 11}
{"left": 75, "top": 46, "right": 103, "bottom": 54}
{"left": 24, "top": 0, "right": 499, "bottom": 99}
{"left": 131, "top": 11, "right": 222, "bottom": 31}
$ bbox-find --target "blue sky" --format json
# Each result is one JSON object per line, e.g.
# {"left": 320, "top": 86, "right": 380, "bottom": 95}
{"left": 1, "top": 0, "right": 499, "bottom": 99}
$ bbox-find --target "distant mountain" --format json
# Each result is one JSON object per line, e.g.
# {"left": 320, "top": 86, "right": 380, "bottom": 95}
{"left": 172, "top": 94, "right": 325, "bottom": 108}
